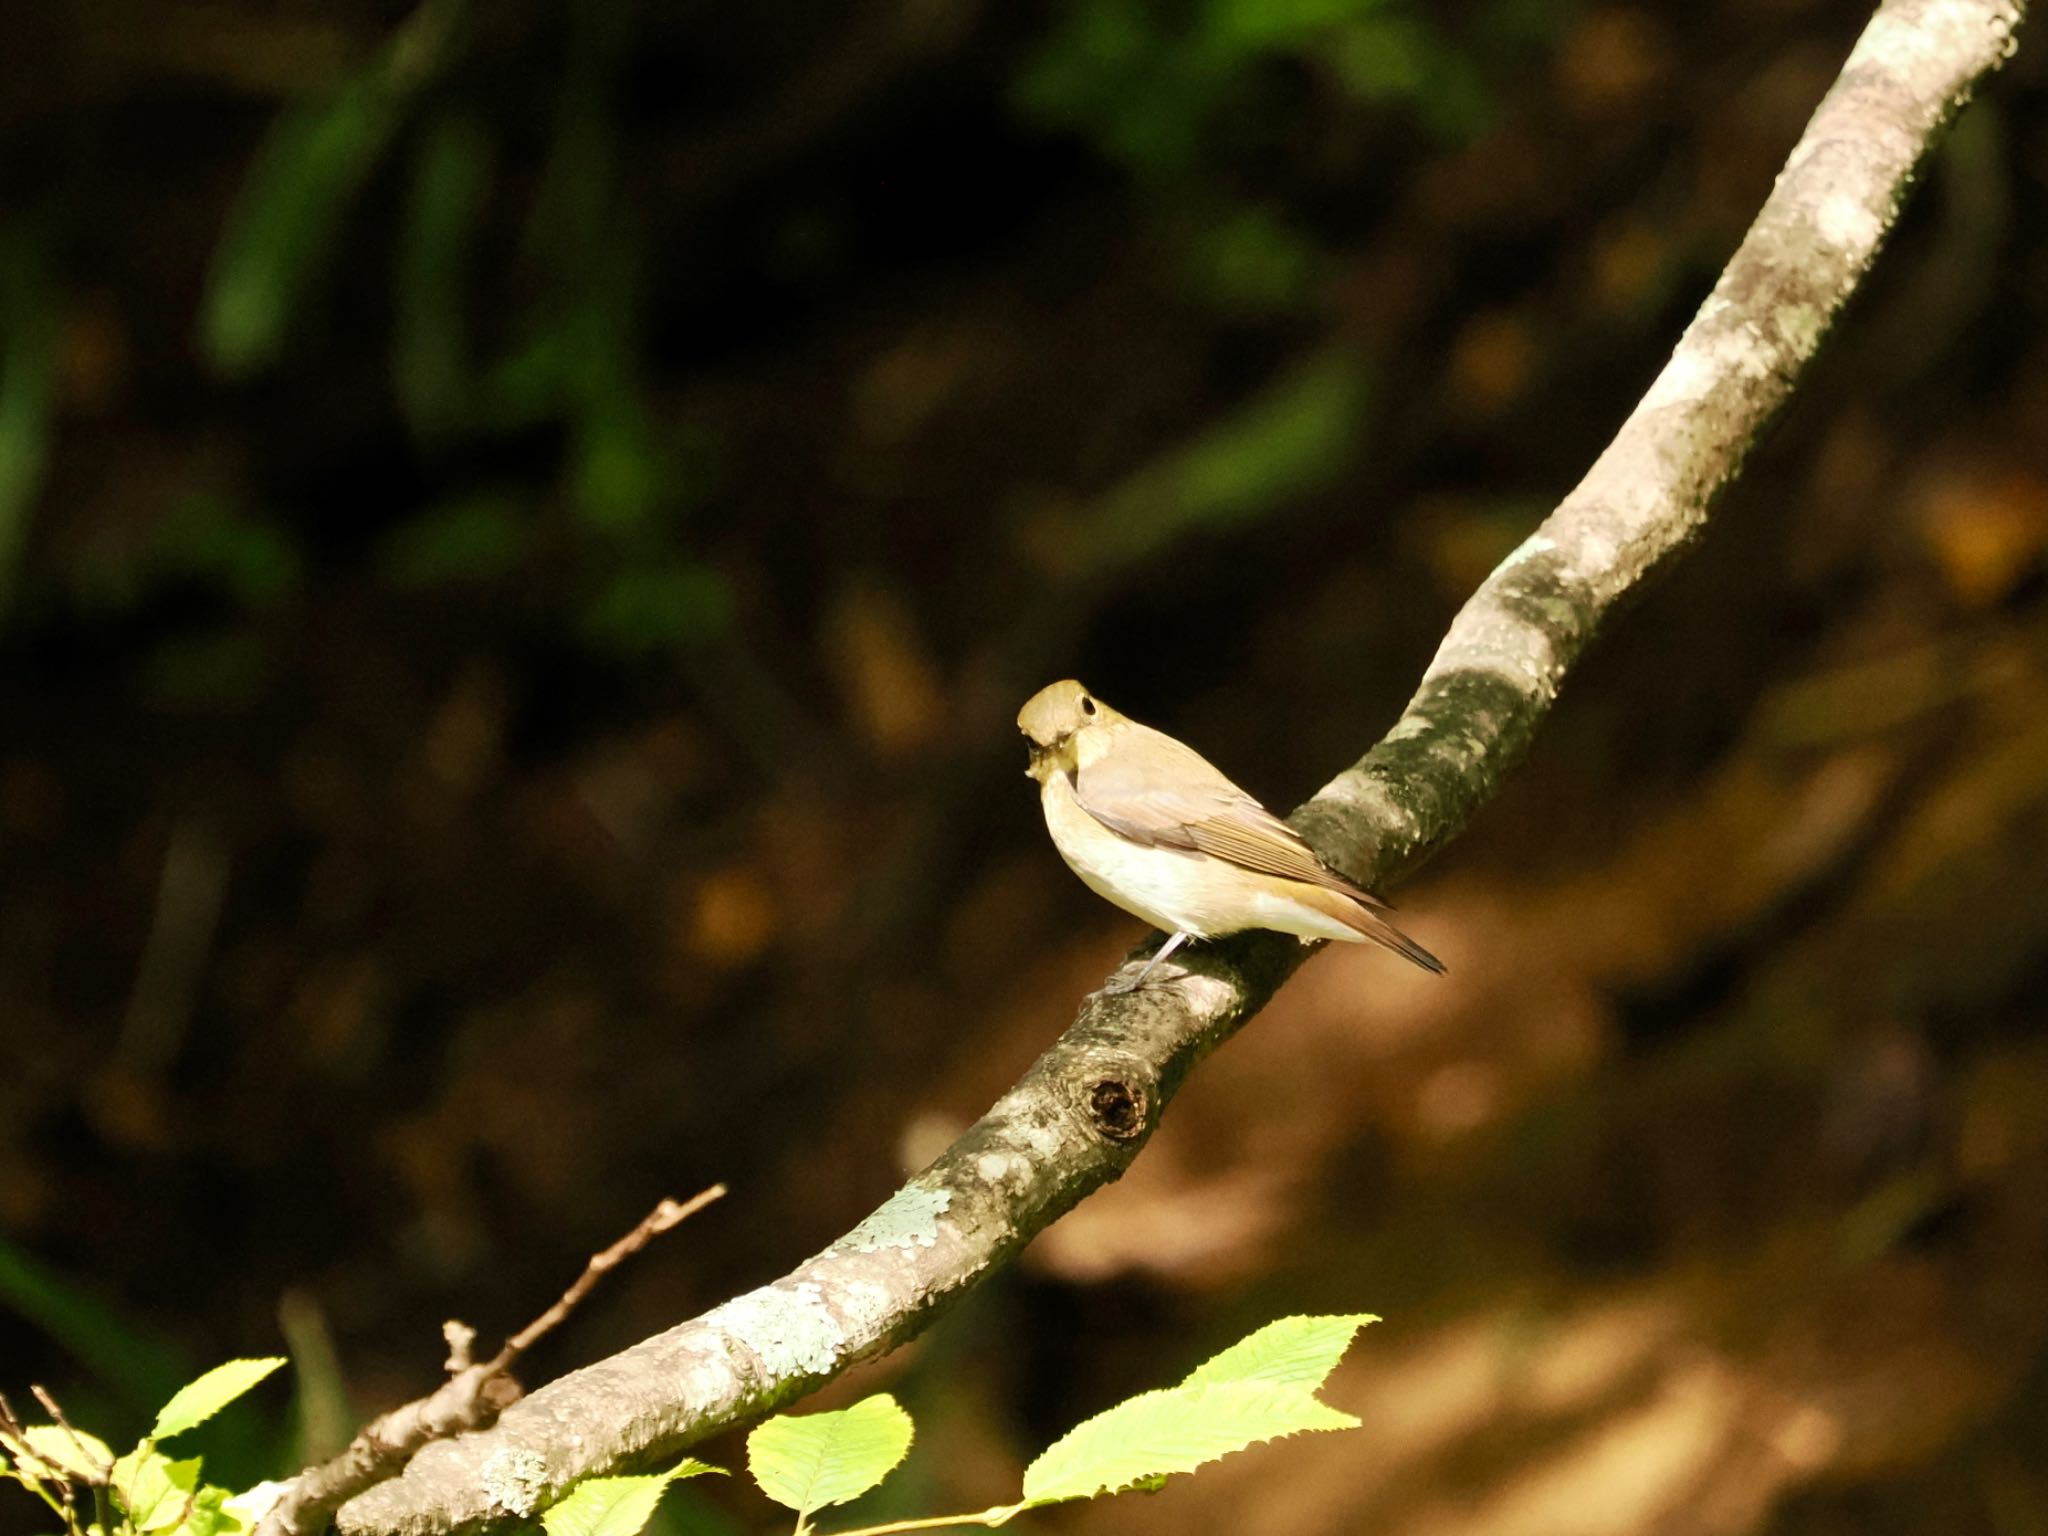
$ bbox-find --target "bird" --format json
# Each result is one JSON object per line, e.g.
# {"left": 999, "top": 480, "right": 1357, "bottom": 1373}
{"left": 1017, "top": 679, "right": 1444, "bottom": 992}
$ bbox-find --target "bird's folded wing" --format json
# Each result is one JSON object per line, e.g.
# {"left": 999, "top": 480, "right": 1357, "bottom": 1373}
{"left": 1072, "top": 727, "right": 1392, "bottom": 910}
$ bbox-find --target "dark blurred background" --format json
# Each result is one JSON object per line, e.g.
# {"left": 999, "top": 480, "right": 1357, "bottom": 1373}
{"left": 5, "top": 0, "right": 2048, "bottom": 1532}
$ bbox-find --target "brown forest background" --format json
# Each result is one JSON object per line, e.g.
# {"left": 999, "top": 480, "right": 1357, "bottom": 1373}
{"left": 5, "top": 1, "right": 2048, "bottom": 1533}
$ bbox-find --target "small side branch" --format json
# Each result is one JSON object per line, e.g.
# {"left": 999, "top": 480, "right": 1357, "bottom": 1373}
{"left": 492, "top": 1188, "right": 726, "bottom": 1369}
{"left": 259, "top": 1188, "right": 724, "bottom": 1536}
{"left": 336, "top": 5, "right": 2027, "bottom": 1535}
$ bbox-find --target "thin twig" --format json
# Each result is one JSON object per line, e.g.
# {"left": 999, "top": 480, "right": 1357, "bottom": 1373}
{"left": 1, "top": 1412, "right": 80, "bottom": 1530}
{"left": 823, "top": 1506, "right": 1028, "bottom": 1536}
{"left": 28, "top": 1387, "right": 109, "bottom": 1483}
{"left": 30, "top": 1386, "right": 117, "bottom": 1536}
{"left": 256, "top": 1186, "right": 724, "bottom": 1536}
{"left": 491, "top": 1187, "right": 726, "bottom": 1370}
{"left": 0, "top": 1389, "right": 80, "bottom": 1503}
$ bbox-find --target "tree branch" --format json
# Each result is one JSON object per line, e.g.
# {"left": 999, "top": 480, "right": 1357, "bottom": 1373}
{"left": 336, "top": 3, "right": 2026, "bottom": 1533}
{"left": 262, "top": 1190, "right": 723, "bottom": 1536}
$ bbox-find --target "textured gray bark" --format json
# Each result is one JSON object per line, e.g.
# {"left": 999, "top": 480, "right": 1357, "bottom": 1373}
{"left": 336, "top": 3, "right": 2028, "bottom": 1532}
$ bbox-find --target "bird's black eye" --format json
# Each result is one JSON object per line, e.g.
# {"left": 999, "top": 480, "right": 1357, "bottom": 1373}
{"left": 1080, "top": 696, "right": 1096, "bottom": 715}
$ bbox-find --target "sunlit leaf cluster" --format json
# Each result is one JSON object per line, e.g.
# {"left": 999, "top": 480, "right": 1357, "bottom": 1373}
{"left": 539, "top": 1312, "right": 1375, "bottom": 1536}
{"left": 1, "top": 1359, "right": 286, "bottom": 1536}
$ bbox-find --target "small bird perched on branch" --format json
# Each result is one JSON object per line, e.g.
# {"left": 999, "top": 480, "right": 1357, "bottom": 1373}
{"left": 1018, "top": 679, "right": 1444, "bottom": 992}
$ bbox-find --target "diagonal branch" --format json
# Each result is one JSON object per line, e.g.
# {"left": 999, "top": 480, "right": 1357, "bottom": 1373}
{"left": 336, "top": 3, "right": 2027, "bottom": 1533}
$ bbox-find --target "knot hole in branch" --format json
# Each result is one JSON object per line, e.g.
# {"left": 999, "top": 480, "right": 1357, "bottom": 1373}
{"left": 1085, "top": 1077, "right": 1147, "bottom": 1141}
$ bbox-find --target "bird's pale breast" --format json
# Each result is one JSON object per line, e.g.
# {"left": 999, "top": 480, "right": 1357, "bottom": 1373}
{"left": 1037, "top": 769, "right": 1363, "bottom": 942}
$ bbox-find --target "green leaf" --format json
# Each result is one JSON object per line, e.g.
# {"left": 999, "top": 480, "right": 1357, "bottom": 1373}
{"left": 539, "top": 1461, "right": 720, "bottom": 1536}
{"left": 151, "top": 1359, "right": 288, "bottom": 1441}
{"left": 110, "top": 1447, "right": 202, "bottom": 1531}
{"left": 1, "top": 1425, "right": 114, "bottom": 1482}
{"left": 1, "top": 1438, "right": 46, "bottom": 1496}
{"left": 1021, "top": 1382, "right": 1357, "bottom": 1505}
{"left": 1182, "top": 1314, "right": 1376, "bottom": 1392}
{"left": 173, "top": 1482, "right": 249, "bottom": 1536}
{"left": 746, "top": 1394, "right": 914, "bottom": 1517}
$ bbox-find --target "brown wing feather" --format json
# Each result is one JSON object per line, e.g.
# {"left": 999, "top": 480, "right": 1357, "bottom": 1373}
{"left": 1071, "top": 725, "right": 1443, "bottom": 975}
{"left": 1072, "top": 722, "right": 1394, "bottom": 910}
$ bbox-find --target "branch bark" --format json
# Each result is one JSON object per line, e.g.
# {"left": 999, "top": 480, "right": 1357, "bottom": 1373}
{"left": 262, "top": 1191, "right": 724, "bottom": 1536}
{"left": 336, "top": 3, "right": 2027, "bottom": 1533}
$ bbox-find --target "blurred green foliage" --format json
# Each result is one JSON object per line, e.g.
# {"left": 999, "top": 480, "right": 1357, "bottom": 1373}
{"left": 379, "top": 494, "right": 529, "bottom": 588}
{"left": 13, "top": 0, "right": 1553, "bottom": 671}
{"left": 0, "top": 1234, "right": 193, "bottom": 1417}
{"left": 154, "top": 497, "right": 303, "bottom": 609}
{"left": 190, "top": 0, "right": 729, "bottom": 661}
{"left": 1180, "top": 205, "right": 1329, "bottom": 314}
{"left": 1079, "top": 345, "right": 1374, "bottom": 573}
{"left": 200, "top": 0, "right": 468, "bottom": 378}
{"left": 0, "top": 0, "right": 1593, "bottom": 674}
{"left": 0, "top": 228, "right": 53, "bottom": 615}
{"left": 1014, "top": 0, "right": 1493, "bottom": 178}
{"left": 200, "top": 82, "right": 409, "bottom": 380}
{"left": 141, "top": 631, "right": 274, "bottom": 710}
{"left": 581, "top": 563, "right": 733, "bottom": 656}
{"left": 393, "top": 112, "right": 493, "bottom": 439}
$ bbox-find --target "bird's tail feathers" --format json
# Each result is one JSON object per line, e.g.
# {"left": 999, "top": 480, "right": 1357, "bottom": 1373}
{"left": 1332, "top": 895, "right": 1445, "bottom": 975}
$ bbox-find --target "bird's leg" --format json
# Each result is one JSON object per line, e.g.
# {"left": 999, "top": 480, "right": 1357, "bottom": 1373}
{"left": 1106, "top": 931, "right": 1192, "bottom": 995}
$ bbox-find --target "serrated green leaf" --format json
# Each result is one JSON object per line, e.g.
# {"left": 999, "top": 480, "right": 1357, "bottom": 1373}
{"left": 746, "top": 1395, "right": 914, "bottom": 1517}
{"left": 1182, "top": 1314, "right": 1376, "bottom": 1392}
{"left": 539, "top": 1460, "right": 720, "bottom": 1536}
{"left": 2, "top": 1425, "right": 114, "bottom": 1482}
{"left": 1022, "top": 1382, "right": 1357, "bottom": 1505}
{"left": 171, "top": 1482, "right": 248, "bottom": 1536}
{"left": 110, "top": 1447, "right": 202, "bottom": 1531}
{"left": 151, "top": 1358, "right": 287, "bottom": 1441}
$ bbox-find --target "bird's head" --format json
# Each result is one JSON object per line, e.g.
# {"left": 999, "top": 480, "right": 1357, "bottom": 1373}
{"left": 1017, "top": 679, "right": 1118, "bottom": 781}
